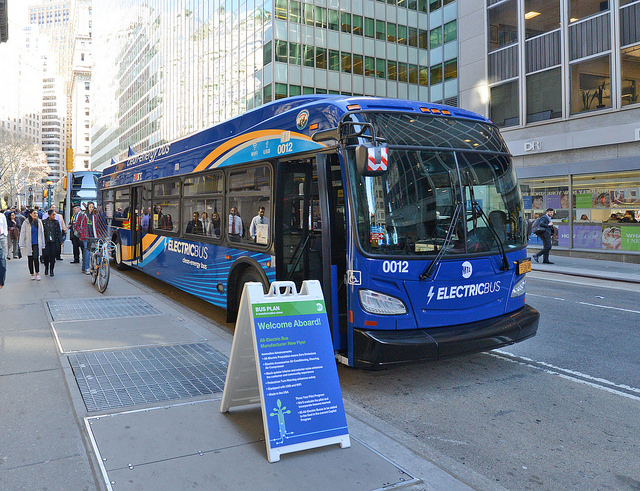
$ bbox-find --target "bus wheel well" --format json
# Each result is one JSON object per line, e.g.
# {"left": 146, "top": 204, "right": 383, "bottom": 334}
{"left": 112, "top": 234, "right": 130, "bottom": 271}
{"left": 226, "top": 263, "right": 267, "bottom": 323}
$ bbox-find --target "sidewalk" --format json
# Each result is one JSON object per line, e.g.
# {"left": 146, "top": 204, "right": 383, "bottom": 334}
{"left": 1, "top": 253, "right": 490, "bottom": 491}
{"left": 527, "top": 253, "right": 640, "bottom": 283}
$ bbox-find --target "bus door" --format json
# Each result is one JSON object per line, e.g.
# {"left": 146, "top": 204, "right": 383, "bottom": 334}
{"left": 276, "top": 158, "right": 323, "bottom": 286}
{"left": 276, "top": 155, "right": 348, "bottom": 350}
{"left": 130, "top": 184, "right": 148, "bottom": 265}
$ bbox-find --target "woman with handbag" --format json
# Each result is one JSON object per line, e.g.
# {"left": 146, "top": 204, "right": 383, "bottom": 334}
{"left": 18, "top": 209, "right": 45, "bottom": 280}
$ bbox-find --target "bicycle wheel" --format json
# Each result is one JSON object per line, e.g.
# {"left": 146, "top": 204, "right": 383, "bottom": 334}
{"left": 90, "top": 252, "right": 98, "bottom": 285}
{"left": 97, "top": 255, "right": 110, "bottom": 293}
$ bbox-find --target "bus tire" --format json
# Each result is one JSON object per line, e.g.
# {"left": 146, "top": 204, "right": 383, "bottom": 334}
{"left": 227, "top": 268, "right": 265, "bottom": 323}
{"left": 113, "top": 236, "right": 130, "bottom": 271}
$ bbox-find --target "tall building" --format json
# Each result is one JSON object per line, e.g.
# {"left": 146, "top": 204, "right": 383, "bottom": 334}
{"left": 90, "top": 0, "right": 460, "bottom": 168}
{"left": 458, "top": 0, "right": 640, "bottom": 259}
{"left": 69, "top": 0, "right": 92, "bottom": 170}
{"left": 41, "top": 61, "right": 67, "bottom": 181}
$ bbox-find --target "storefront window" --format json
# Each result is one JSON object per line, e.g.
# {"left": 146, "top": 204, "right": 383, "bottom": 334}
{"left": 521, "top": 171, "right": 640, "bottom": 252}
{"left": 621, "top": 44, "right": 640, "bottom": 107}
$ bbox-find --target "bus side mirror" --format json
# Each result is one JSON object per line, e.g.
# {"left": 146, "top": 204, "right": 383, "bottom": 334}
{"left": 355, "top": 143, "right": 388, "bottom": 176}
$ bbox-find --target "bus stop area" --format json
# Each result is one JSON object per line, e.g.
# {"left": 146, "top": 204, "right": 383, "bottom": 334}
{"left": 0, "top": 252, "right": 487, "bottom": 491}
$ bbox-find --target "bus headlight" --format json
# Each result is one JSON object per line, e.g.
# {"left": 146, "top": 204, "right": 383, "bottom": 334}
{"left": 359, "top": 289, "right": 407, "bottom": 315}
{"left": 511, "top": 277, "right": 526, "bottom": 298}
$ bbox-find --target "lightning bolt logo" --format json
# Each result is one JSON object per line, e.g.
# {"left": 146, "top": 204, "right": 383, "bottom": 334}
{"left": 427, "top": 286, "right": 434, "bottom": 305}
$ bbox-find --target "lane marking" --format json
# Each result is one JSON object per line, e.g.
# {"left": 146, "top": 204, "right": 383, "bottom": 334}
{"left": 488, "top": 350, "right": 640, "bottom": 403}
{"left": 526, "top": 293, "right": 567, "bottom": 301}
{"left": 578, "top": 302, "right": 640, "bottom": 315}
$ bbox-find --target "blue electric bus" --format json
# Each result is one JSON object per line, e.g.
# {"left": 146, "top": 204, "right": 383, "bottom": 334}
{"left": 98, "top": 95, "right": 539, "bottom": 368}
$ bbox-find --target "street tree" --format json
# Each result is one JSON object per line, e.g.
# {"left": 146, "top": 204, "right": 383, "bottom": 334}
{"left": 0, "top": 128, "right": 50, "bottom": 208}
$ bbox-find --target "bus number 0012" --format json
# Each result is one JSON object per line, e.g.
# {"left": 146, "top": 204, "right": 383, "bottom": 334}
{"left": 277, "top": 142, "right": 293, "bottom": 154}
{"left": 382, "top": 260, "right": 409, "bottom": 273}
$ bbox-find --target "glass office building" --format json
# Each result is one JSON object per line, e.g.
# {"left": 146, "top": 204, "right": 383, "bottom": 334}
{"left": 91, "top": 0, "right": 460, "bottom": 168}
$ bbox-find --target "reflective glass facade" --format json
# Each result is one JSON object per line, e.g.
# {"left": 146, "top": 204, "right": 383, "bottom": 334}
{"left": 91, "top": 0, "right": 459, "bottom": 169}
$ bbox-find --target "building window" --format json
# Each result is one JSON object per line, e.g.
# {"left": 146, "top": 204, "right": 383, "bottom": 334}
{"left": 275, "top": 83, "right": 288, "bottom": 100}
{"left": 315, "top": 6, "right": 326, "bottom": 28}
{"left": 621, "top": 44, "right": 640, "bottom": 107}
{"left": 329, "top": 50, "right": 340, "bottom": 71}
{"left": 430, "top": 64, "right": 442, "bottom": 84}
{"left": 365, "top": 17, "right": 375, "bottom": 38}
{"left": 570, "top": 55, "right": 611, "bottom": 114}
{"left": 303, "top": 3, "right": 314, "bottom": 25}
{"left": 353, "top": 15, "right": 363, "bottom": 36}
{"left": 289, "top": 42, "right": 301, "bottom": 65}
{"left": 443, "top": 20, "right": 456, "bottom": 44}
{"left": 275, "top": 0, "right": 287, "bottom": 20}
{"left": 341, "top": 12, "right": 351, "bottom": 33}
{"left": 365, "top": 56, "right": 375, "bottom": 77}
{"left": 398, "top": 25, "right": 407, "bottom": 45}
{"left": 387, "top": 60, "right": 397, "bottom": 80}
{"left": 289, "top": 85, "right": 301, "bottom": 96}
{"left": 430, "top": 26, "right": 442, "bottom": 49}
{"left": 275, "top": 40, "right": 288, "bottom": 63}
{"left": 264, "top": 41, "right": 272, "bottom": 66}
{"left": 290, "top": 1, "right": 301, "bottom": 23}
{"left": 387, "top": 23, "right": 397, "bottom": 43}
{"left": 525, "top": 0, "right": 560, "bottom": 39}
{"left": 569, "top": 0, "right": 609, "bottom": 23}
{"left": 264, "top": 84, "right": 273, "bottom": 104}
{"left": 303, "top": 45, "right": 315, "bottom": 67}
{"left": 408, "top": 27, "right": 418, "bottom": 47}
{"left": 488, "top": 0, "right": 517, "bottom": 51}
{"left": 328, "top": 9, "right": 339, "bottom": 30}
{"left": 444, "top": 59, "right": 457, "bottom": 80}
{"left": 316, "top": 48, "right": 327, "bottom": 69}
{"left": 526, "top": 67, "right": 562, "bottom": 122}
{"left": 490, "top": 80, "right": 519, "bottom": 127}
{"left": 353, "top": 54, "right": 363, "bottom": 75}
{"left": 398, "top": 62, "right": 408, "bottom": 82}
{"left": 341, "top": 53, "right": 352, "bottom": 73}
{"left": 376, "top": 58, "right": 386, "bottom": 78}
{"left": 376, "top": 20, "right": 386, "bottom": 41}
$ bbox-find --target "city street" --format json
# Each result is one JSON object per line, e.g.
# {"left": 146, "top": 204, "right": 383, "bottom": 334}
{"left": 338, "top": 272, "right": 640, "bottom": 490}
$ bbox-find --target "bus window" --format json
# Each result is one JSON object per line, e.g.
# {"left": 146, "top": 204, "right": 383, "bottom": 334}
{"left": 153, "top": 179, "right": 180, "bottom": 233}
{"left": 227, "top": 165, "right": 272, "bottom": 245}
{"left": 183, "top": 173, "right": 223, "bottom": 239}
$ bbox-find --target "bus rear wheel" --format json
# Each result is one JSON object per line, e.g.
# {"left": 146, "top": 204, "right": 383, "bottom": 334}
{"left": 228, "top": 268, "right": 265, "bottom": 323}
{"left": 113, "top": 236, "right": 130, "bottom": 271}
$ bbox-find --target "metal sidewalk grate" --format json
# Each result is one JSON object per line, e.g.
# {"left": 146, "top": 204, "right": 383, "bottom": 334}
{"left": 68, "top": 343, "right": 228, "bottom": 412}
{"left": 47, "top": 297, "right": 162, "bottom": 321}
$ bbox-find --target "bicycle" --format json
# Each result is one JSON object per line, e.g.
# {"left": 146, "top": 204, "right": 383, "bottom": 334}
{"left": 89, "top": 238, "right": 116, "bottom": 293}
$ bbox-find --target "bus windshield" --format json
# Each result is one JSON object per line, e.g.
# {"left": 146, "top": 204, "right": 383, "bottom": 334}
{"left": 346, "top": 113, "right": 527, "bottom": 257}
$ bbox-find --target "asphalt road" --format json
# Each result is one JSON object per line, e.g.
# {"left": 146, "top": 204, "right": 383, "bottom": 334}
{"left": 126, "top": 269, "right": 640, "bottom": 490}
{"left": 338, "top": 273, "right": 640, "bottom": 490}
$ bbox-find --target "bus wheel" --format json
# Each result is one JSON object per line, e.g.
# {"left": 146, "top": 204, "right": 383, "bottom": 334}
{"left": 228, "top": 268, "right": 264, "bottom": 323}
{"left": 113, "top": 236, "right": 130, "bottom": 271}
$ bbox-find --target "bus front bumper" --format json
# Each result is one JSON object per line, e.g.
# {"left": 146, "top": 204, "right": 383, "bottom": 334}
{"left": 351, "top": 305, "right": 539, "bottom": 369}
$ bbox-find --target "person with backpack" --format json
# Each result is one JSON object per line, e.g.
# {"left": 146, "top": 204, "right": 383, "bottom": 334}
{"left": 531, "top": 208, "right": 555, "bottom": 264}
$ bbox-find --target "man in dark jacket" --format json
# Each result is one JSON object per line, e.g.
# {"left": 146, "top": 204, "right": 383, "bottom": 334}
{"left": 532, "top": 208, "right": 555, "bottom": 264}
{"left": 43, "top": 209, "right": 62, "bottom": 276}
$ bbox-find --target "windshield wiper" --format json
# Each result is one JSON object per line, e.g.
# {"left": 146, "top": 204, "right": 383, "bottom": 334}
{"left": 467, "top": 175, "right": 510, "bottom": 272}
{"left": 419, "top": 201, "right": 463, "bottom": 280}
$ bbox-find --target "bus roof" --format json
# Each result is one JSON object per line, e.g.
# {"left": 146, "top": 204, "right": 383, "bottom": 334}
{"left": 101, "top": 95, "right": 492, "bottom": 182}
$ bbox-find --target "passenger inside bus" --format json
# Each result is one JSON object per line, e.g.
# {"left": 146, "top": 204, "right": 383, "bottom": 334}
{"left": 211, "top": 212, "right": 221, "bottom": 237}
{"left": 228, "top": 207, "right": 243, "bottom": 241}
{"left": 186, "top": 211, "right": 204, "bottom": 235}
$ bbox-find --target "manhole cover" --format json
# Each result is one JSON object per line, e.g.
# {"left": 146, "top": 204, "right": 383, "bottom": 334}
{"left": 69, "top": 343, "right": 227, "bottom": 412}
{"left": 48, "top": 297, "right": 162, "bottom": 321}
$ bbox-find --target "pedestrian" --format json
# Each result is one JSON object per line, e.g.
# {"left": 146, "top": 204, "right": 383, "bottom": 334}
{"left": 50, "top": 205, "right": 67, "bottom": 260}
{"left": 76, "top": 201, "right": 98, "bottom": 274}
{"left": 18, "top": 209, "right": 45, "bottom": 280}
{"left": 532, "top": 208, "right": 555, "bottom": 265}
{"left": 7, "top": 211, "right": 21, "bottom": 259}
{"left": 43, "top": 209, "right": 62, "bottom": 277}
{"left": 0, "top": 210, "right": 7, "bottom": 288}
{"left": 69, "top": 205, "right": 82, "bottom": 263}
